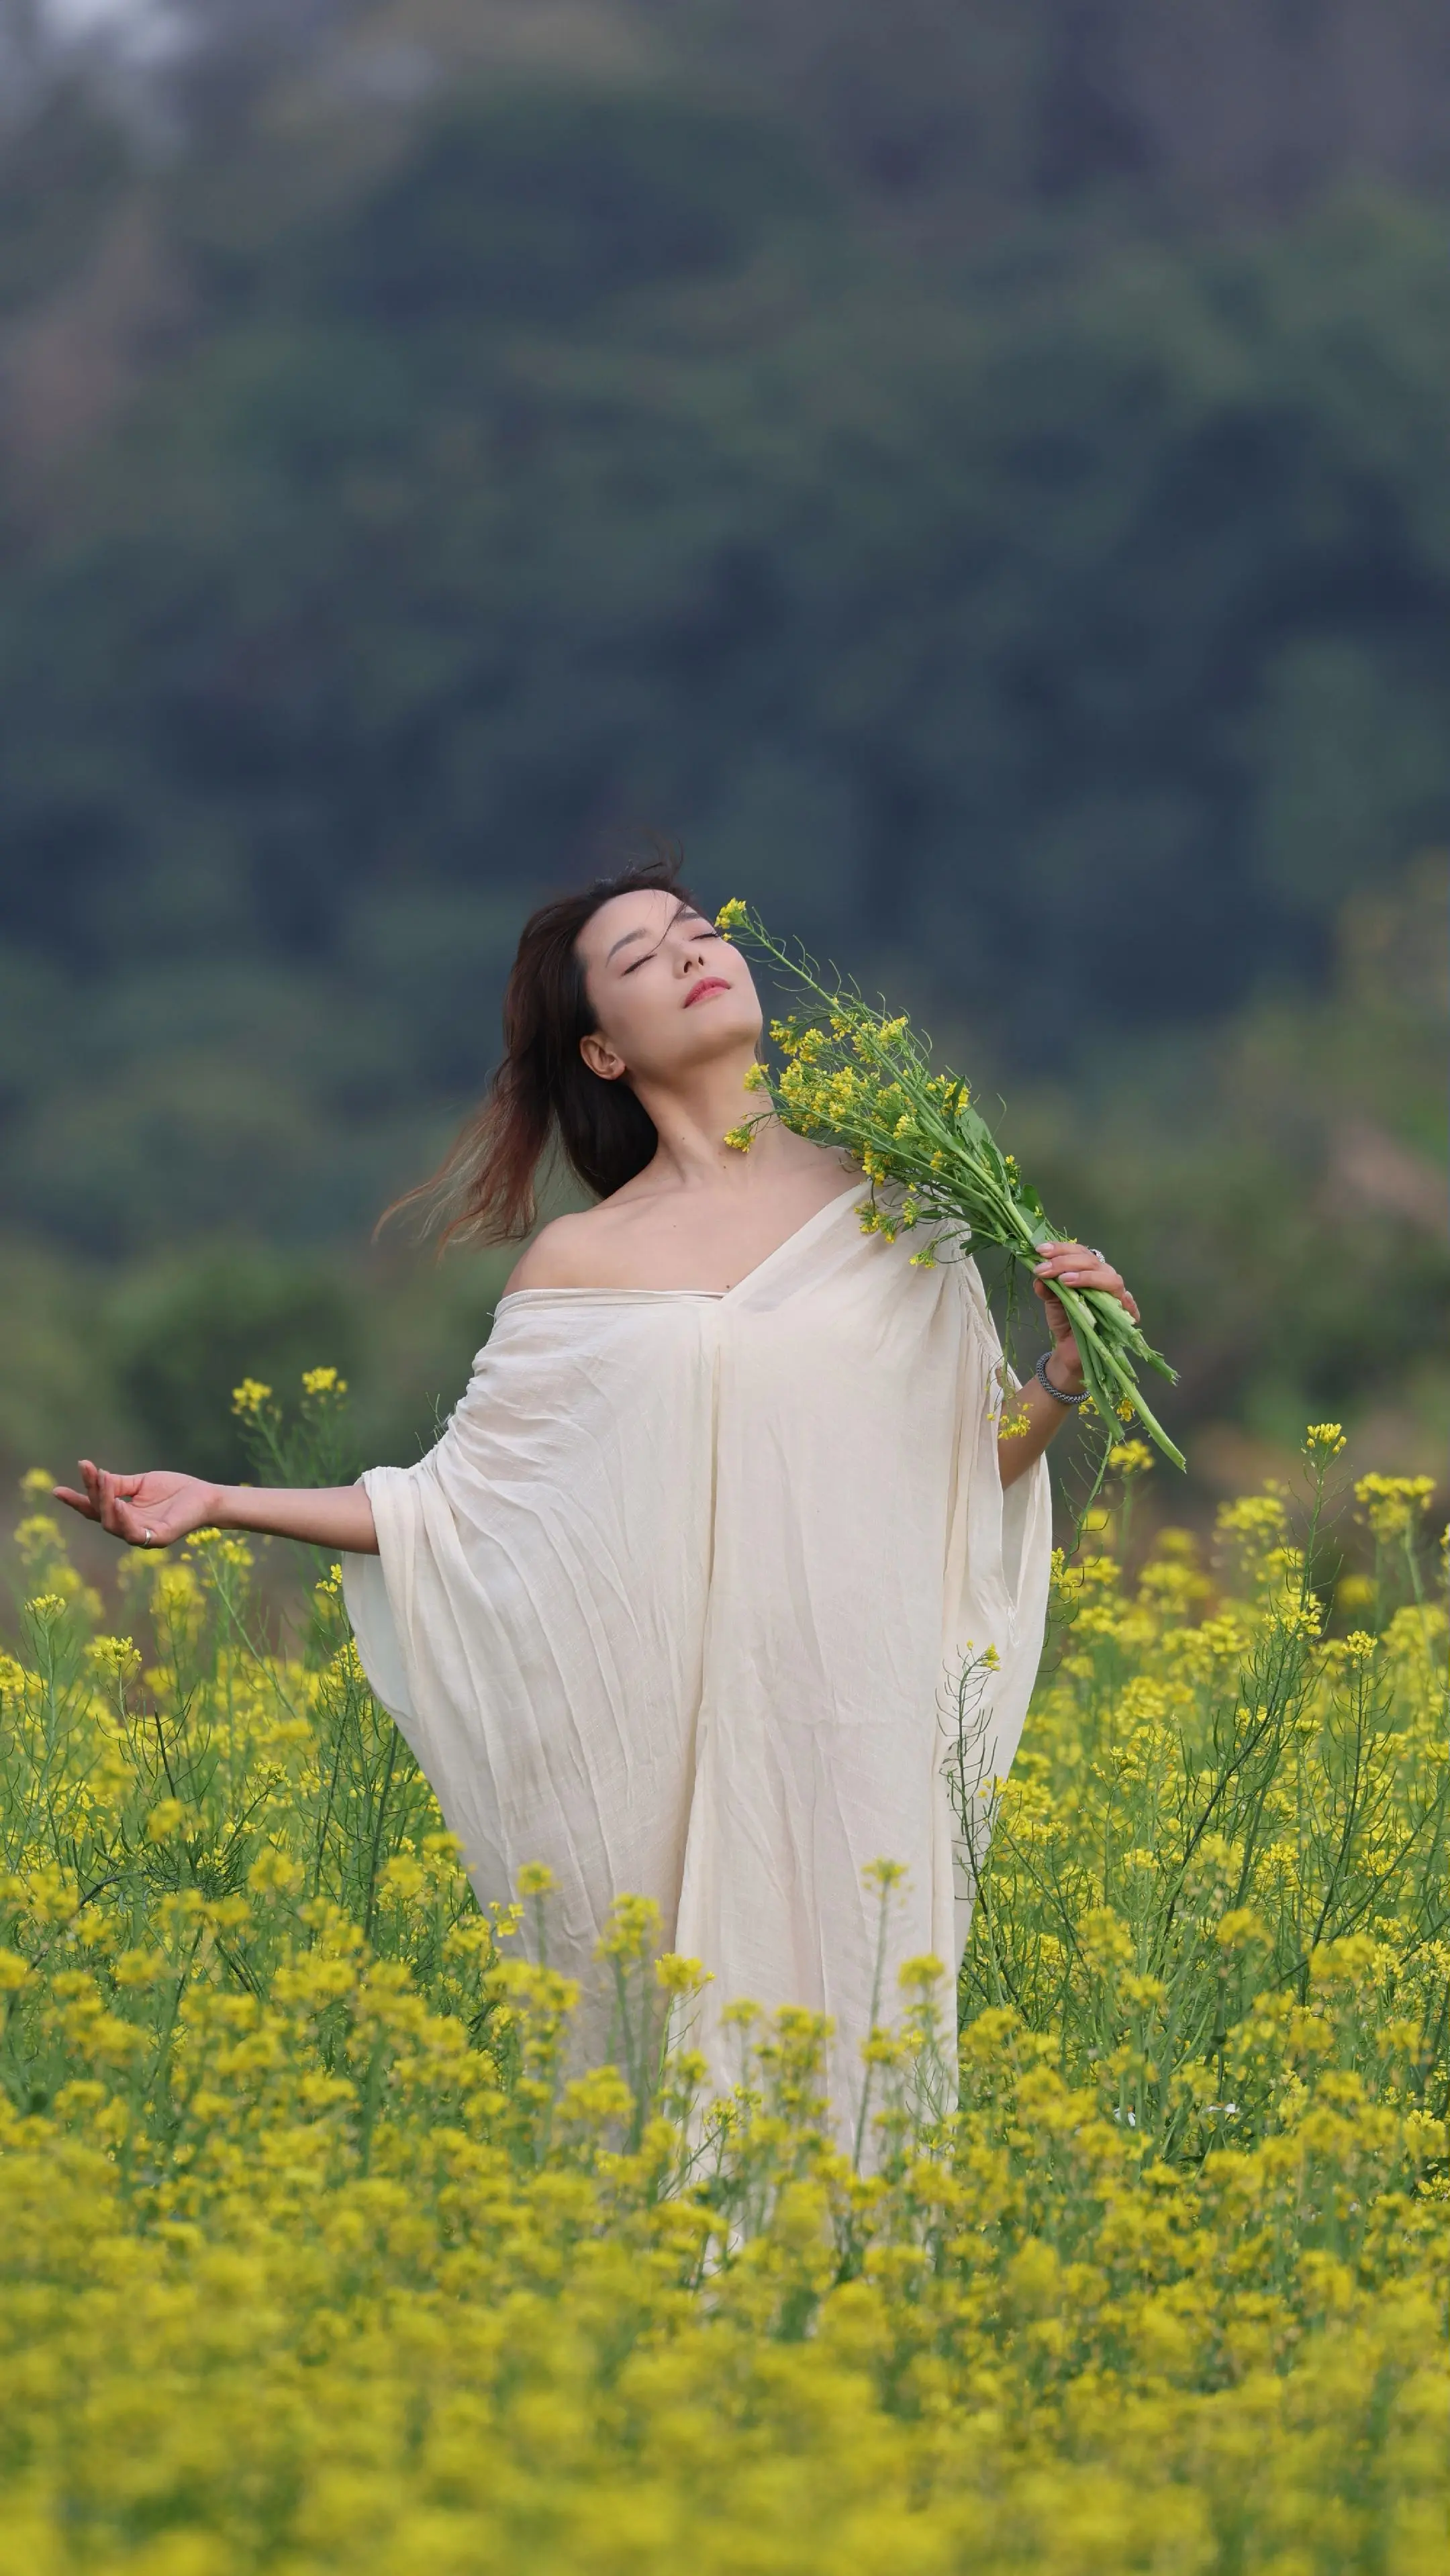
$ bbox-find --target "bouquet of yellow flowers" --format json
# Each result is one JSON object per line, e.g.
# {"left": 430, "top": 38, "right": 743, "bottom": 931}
{"left": 717, "top": 899, "right": 1184, "bottom": 1470}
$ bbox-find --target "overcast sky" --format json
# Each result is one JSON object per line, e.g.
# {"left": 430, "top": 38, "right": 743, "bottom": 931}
{"left": 46, "top": 0, "right": 137, "bottom": 25}
{"left": 43, "top": 0, "right": 171, "bottom": 41}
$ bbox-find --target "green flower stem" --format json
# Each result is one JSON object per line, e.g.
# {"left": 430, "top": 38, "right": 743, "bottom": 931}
{"left": 722, "top": 901, "right": 1186, "bottom": 1471}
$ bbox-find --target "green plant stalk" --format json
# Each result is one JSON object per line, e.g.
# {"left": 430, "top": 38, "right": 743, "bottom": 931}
{"left": 723, "top": 903, "right": 1186, "bottom": 1469}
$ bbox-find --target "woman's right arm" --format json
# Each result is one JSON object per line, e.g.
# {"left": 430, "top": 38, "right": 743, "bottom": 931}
{"left": 54, "top": 1460, "right": 379, "bottom": 1554}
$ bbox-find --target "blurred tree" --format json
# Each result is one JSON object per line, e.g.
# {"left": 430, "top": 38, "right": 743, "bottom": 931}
{"left": 0, "top": 20, "right": 1444, "bottom": 1500}
{"left": 681, "top": 0, "right": 1450, "bottom": 237}
{"left": 109, "top": 1243, "right": 360, "bottom": 1484}
{"left": 1, "top": 95, "right": 1443, "bottom": 1069}
{"left": 309, "top": 86, "right": 830, "bottom": 326}
{"left": 1000, "top": 855, "right": 1448, "bottom": 1486}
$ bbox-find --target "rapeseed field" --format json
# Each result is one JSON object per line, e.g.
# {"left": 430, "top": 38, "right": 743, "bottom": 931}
{"left": 1, "top": 1389, "right": 1446, "bottom": 2575}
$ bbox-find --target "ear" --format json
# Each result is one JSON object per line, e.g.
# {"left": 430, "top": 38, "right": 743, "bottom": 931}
{"left": 580, "top": 1030, "right": 628, "bottom": 1083}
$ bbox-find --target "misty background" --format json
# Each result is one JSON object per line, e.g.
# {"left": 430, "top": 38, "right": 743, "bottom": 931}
{"left": 0, "top": 0, "right": 1445, "bottom": 1553}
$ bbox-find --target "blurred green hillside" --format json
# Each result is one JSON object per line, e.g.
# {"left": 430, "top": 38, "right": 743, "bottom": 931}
{"left": 0, "top": 0, "right": 1444, "bottom": 1530}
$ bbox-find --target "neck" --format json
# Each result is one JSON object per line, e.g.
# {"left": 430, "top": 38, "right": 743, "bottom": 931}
{"left": 629, "top": 1049, "right": 780, "bottom": 1189}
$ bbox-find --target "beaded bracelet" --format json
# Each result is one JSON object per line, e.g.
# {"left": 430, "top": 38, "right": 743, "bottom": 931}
{"left": 1035, "top": 1349, "right": 1090, "bottom": 1406}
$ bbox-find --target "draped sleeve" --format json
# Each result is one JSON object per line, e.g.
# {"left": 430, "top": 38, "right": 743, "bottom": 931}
{"left": 342, "top": 1293, "right": 720, "bottom": 2020}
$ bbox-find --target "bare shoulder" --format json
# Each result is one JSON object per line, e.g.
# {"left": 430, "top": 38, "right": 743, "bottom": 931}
{"left": 501, "top": 1210, "right": 613, "bottom": 1296}
{"left": 501, "top": 1146, "right": 862, "bottom": 1300}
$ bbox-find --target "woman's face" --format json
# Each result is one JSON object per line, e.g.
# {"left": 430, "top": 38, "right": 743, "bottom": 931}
{"left": 575, "top": 889, "right": 762, "bottom": 1086}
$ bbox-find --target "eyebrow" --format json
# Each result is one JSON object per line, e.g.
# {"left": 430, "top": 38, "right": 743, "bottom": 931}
{"left": 603, "top": 900, "right": 699, "bottom": 965}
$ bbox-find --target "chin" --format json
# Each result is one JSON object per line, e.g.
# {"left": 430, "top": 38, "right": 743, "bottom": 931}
{"left": 687, "top": 1001, "right": 759, "bottom": 1052}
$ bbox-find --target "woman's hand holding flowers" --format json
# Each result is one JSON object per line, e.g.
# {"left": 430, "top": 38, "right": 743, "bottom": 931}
{"left": 1032, "top": 1244, "right": 1140, "bottom": 1393}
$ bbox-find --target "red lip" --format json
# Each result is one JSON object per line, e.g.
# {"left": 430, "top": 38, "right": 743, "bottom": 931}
{"left": 684, "top": 975, "right": 731, "bottom": 1007}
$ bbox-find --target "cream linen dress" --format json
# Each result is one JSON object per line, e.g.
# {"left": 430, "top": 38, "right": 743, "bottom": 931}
{"left": 344, "top": 1183, "right": 1051, "bottom": 2132}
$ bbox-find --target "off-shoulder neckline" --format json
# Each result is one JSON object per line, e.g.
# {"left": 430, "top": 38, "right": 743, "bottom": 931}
{"left": 495, "top": 1181, "right": 863, "bottom": 1311}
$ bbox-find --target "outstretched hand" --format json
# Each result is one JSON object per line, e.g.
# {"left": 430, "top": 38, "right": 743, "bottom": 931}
{"left": 53, "top": 1460, "right": 223, "bottom": 1550}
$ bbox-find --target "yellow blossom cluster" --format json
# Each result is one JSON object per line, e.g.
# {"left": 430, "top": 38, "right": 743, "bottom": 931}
{"left": 1355, "top": 1471, "right": 1438, "bottom": 1546}
{"left": 961, "top": 1461, "right": 1449, "bottom": 2175}
{"left": 0, "top": 1410, "right": 1446, "bottom": 2573}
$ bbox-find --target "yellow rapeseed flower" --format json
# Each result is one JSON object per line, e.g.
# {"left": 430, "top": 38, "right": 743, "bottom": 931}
{"left": 0, "top": 1415, "right": 1445, "bottom": 2565}
{"left": 1108, "top": 1441, "right": 1155, "bottom": 1478}
{"left": 1354, "top": 1472, "right": 1436, "bottom": 1544}
{"left": 1304, "top": 1422, "right": 1347, "bottom": 1457}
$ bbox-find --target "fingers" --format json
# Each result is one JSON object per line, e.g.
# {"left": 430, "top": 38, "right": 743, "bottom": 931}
{"left": 53, "top": 1485, "right": 99, "bottom": 1522}
{"left": 71, "top": 1461, "right": 146, "bottom": 1544}
{"left": 86, "top": 1460, "right": 124, "bottom": 1538}
{"left": 1032, "top": 1241, "right": 1107, "bottom": 1283}
{"left": 1032, "top": 1243, "right": 1137, "bottom": 1316}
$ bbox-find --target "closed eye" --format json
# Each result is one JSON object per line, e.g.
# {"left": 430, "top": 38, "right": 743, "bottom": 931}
{"left": 621, "top": 919, "right": 720, "bottom": 972}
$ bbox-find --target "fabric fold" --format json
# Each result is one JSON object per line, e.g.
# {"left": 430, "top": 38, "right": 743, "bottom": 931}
{"left": 342, "top": 1192, "right": 1051, "bottom": 2137}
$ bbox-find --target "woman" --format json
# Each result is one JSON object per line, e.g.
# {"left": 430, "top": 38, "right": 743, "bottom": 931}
{"left": 58, "top": 858, "right": 1140, "bottom": 2129}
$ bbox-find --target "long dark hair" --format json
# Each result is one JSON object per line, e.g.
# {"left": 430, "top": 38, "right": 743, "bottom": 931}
{"left": 385, "top": 851, "right": 703, "bottom": 1250}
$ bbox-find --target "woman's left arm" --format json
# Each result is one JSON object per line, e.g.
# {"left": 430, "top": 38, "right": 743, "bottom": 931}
{"left": 996, "top": 1242, "right": 1141, "bottom": 1491}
